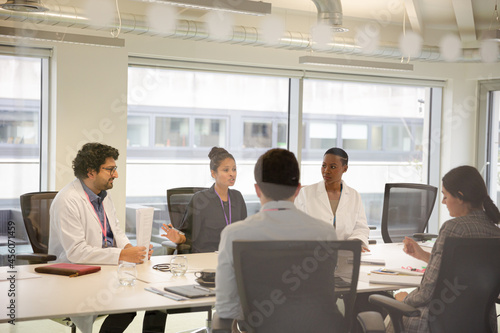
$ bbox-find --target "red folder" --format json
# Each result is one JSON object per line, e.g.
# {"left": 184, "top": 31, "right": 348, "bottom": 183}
{"left": 35, "top": 263, "right": 101, "bottom": 277}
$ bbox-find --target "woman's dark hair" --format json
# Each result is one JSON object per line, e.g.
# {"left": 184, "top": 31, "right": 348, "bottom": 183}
{"left": 254, "top": 148, "right": 299, "bottom": 200}
{"left": 324, "top": 147, "right": 349, "bottom": 166}
{"left": 208, "top": 147, "right": 234, "bottom": 173}
{"left": 73, "top": 142, "right": 119, "bottom": 179}
{"left": 442, "top": 165, "right": 500, "bottom": 224}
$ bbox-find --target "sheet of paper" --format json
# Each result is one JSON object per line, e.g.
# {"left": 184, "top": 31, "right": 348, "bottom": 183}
{"left": 368, "top": 273, "right": 422, "bottom": 286}
{"left": 136, "top": 207, "right": 154, "bottom": 261}
{"left": 0, "top": 271, "right": 41, "bottom": 281}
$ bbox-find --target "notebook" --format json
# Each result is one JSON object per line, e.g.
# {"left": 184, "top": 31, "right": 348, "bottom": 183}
{"left": 34, "top": 263, "right": 101, "bottom": 277}
{"left": 163, "top": 284, "right": 215, "bottom": 298}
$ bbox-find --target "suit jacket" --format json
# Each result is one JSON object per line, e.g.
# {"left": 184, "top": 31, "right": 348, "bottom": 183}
{"left": 294, "top": 179, "right": 369, "bottom": 247}
{"left": 180, "top": 184, "right": 247, "bottom": 253}
{"left": 49, "top": 179, "right": 130, "bottom": 265}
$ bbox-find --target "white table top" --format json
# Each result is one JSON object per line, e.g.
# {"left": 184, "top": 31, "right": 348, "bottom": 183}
{"left": 0, "top": 243, "right": 430, "bottom": 323}
{"left": 0, "top": 253, "right": 217, "bottom": 323}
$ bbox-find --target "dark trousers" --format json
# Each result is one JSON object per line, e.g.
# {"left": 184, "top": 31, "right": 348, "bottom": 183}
{"left": 99, "top": 310, "right": 167, "bottom": 333}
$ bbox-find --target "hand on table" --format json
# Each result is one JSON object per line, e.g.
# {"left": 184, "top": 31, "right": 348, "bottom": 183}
{"left": 362, "top": 245, "right": 371, "bottom": 253}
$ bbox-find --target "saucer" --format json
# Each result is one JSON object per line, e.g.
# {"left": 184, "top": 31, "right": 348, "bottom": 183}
{"left": 195, "top": 278, "right": 215, "bottom": 288}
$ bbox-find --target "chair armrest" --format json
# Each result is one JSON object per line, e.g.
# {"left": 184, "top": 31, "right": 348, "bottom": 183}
{"left": 357, "top": 311, "right": 386, "bottom": 333}
{"left": 17, "top": 253, "right": 57, "bottom": 264}
{"left": 368, "top": 294, "right": 420, "bottom": 333}
{"left": 368, "top": 239, "right": 377, "bottom": 245}
{"left": 413, "top": 233, "right": 438, "bottom": 242}
{"left": 177, "top": 243, "right": 191, "bottom": 254}
{"left": 211, "top": 312, "right": 233, "bottom": 333}
{"left": 368, "top": 225, "right": 377, "bottom": 230}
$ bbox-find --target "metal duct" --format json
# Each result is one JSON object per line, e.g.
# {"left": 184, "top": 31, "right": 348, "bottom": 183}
{"left": 0, "top": 3, "right": 490, "bottom": 62}
{"left": 310, "top": 0, "right": 343, "bottom": 29}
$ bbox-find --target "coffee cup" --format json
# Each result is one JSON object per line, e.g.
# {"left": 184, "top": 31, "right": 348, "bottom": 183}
{"left": 195, "top": 269, "right": 216, "bottom": 282}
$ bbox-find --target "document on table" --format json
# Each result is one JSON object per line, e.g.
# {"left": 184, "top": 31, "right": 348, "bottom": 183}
{"left": 136, "top": 207, "right": 154, "bottom": 260}
{"left": 368, "top": 273, "right": 422, "bottom": 286}
{"left": 0, "top": 271, "right": 41, "bottom": 281}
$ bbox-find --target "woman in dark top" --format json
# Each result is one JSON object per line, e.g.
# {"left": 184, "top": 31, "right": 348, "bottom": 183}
{"left": 162, "top": 147, "right": 247, "bottom": 253}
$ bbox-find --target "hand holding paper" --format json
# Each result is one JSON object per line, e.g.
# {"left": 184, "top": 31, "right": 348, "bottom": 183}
{"left": 136, "top": 207, "right": 155, "bottom": 261}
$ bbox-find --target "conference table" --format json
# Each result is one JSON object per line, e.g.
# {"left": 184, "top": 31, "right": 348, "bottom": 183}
{"left": 0, "top": 242, "right": 430, "bottom": 331}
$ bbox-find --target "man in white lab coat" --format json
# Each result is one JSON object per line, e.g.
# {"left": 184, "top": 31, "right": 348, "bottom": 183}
{"left": 49, "top": 142, "right": 165, "bottom": 333}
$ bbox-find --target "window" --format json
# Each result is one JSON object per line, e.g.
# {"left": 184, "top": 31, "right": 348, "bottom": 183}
{"left": 342, "top": 123, "right": 368, "bottom": 150}
{"left": 479, "top": 81, "right": 500, "bottom": 206}
{"left": 301, "top": 79, "right": 440, "bottom": 238}
{"left": 155, "top": 116, "right": 189, "bottom": 147}
{"left": 194, "top": 118, "right": 226, "bottom": 147}
{"left": 127, "top": 64, "right": 289, "bottom": 241}
{"left": 0, "top": 52, "right": 48, "bottom": 266}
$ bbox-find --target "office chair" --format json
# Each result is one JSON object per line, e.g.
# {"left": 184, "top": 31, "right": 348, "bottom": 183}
{"left": 16, "top": 191, "right": 78, "bottom": 332}
{"left": 16, "top": 191, "right": 58, "bottom": 264}
{"left": 380, "top": 183, "right": 438, "bottom": 243}
{"left": 213, "top": 240, "right": 362, "bottom": 333}
{"left": 357, "top": 237, "right": 500, "bottom": 333}
{"left": 162, "top": 187, "right": 208, "bottom": 254}
{"left": 162, "top": 187, "right": 211, "bottom": 333}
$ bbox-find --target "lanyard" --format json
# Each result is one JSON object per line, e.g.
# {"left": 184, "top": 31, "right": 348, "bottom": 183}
{"left": 214, "top": 188, "right": 232, "bottom": 225}
{"left": 333, "top": 183, "right": 343, "bottom": 228}
{"left": 84, "top": 192, "right": 108, "bottom": 247}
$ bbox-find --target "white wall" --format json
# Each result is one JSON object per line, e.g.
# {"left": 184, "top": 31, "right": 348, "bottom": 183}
{"left": 50, "top": 43, "right": 128, "bottom": 224}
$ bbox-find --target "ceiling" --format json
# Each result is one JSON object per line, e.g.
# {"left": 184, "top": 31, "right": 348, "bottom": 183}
{"left": 269, "top": 0, "right": 497, "bottom": 44}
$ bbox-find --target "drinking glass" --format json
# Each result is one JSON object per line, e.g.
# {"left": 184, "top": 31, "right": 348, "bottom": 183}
{"left": 170, "top": 255, "right": 188, "bottom": 276}
{"left": 117, "top": 261, "right": 137, "bottom": 286}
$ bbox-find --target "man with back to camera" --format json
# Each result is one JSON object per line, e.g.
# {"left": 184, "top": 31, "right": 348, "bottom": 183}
{"left": 215, "top": 148, "right": 338, "bottom": 331}
{"left": 49, "top": 142, "right": 166, "bottom": 333}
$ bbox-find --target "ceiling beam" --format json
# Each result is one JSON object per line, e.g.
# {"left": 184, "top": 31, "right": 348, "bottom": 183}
{"left": 403, "top": 0, "right": 423, "bottom": 34}
{"left": 451, "top": 0, "right": 477, "bottom": 42}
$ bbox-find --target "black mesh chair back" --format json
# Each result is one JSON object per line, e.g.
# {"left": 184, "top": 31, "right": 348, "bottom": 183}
{"left": 381, "top": 183, "right": 437, "bottom": 243}
{"left": 233, "top": 240, "right": 361, "bottom": 333}
{"left": 20, "top": 191, "right": 58, "bottom": 254}
{"left": 428, "top": 237, "right": 500, "bottom": 333}
{"left": 166, "top": 187, "right": 207, "bottom": 229}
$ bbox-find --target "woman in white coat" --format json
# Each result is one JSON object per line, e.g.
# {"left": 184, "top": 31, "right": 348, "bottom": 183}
{"left": 295, "top": 147, "right": 370, "bottom": 250}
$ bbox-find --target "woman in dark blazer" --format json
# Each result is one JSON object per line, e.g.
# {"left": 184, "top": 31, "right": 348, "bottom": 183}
{"left": 162, "top": 147, "right": 247, "bottom": 253}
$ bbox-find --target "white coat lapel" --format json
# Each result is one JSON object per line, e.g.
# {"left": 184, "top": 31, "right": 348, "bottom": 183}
{"left": 317, "top": 181, "right": 332, "bottom": 214}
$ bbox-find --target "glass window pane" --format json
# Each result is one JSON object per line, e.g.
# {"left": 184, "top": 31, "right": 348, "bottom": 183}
{"left": 127, "top": 66, "right": 289, "bottom": 241}
{"left": 371, "top": 125, "right": 383, "bottom": 150}
{"left": 386, "top": 124, "right": 411, "bottom": 151}
{"left": 155, "top": 117, "right": 189, "bottom": 147}
{"left": 127, "top": 116, "right": 149, "bottom": 147}
{"left": 342, "top": 124, "right": 367, "bottom": 150}
{"left": 277, "top": 123, "right": 287, "bottom": 148}
{"left": 309, "top": 122, "right": 337, "bottom": 149}
{"left": 243, "top": 121, "right": 272, "bottom": 148}
{"left": 0, "top": 54, "right": 44, "bottom": 263}
{"left": 302, "top": 79, "right": 430, "bottom": 241}
{"left": 194, "top": 118, "right": 226, "bottom": 147}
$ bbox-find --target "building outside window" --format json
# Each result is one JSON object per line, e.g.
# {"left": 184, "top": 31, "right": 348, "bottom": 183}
{"left": 0, "top": 53, "right": 47, "bottom": 265}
